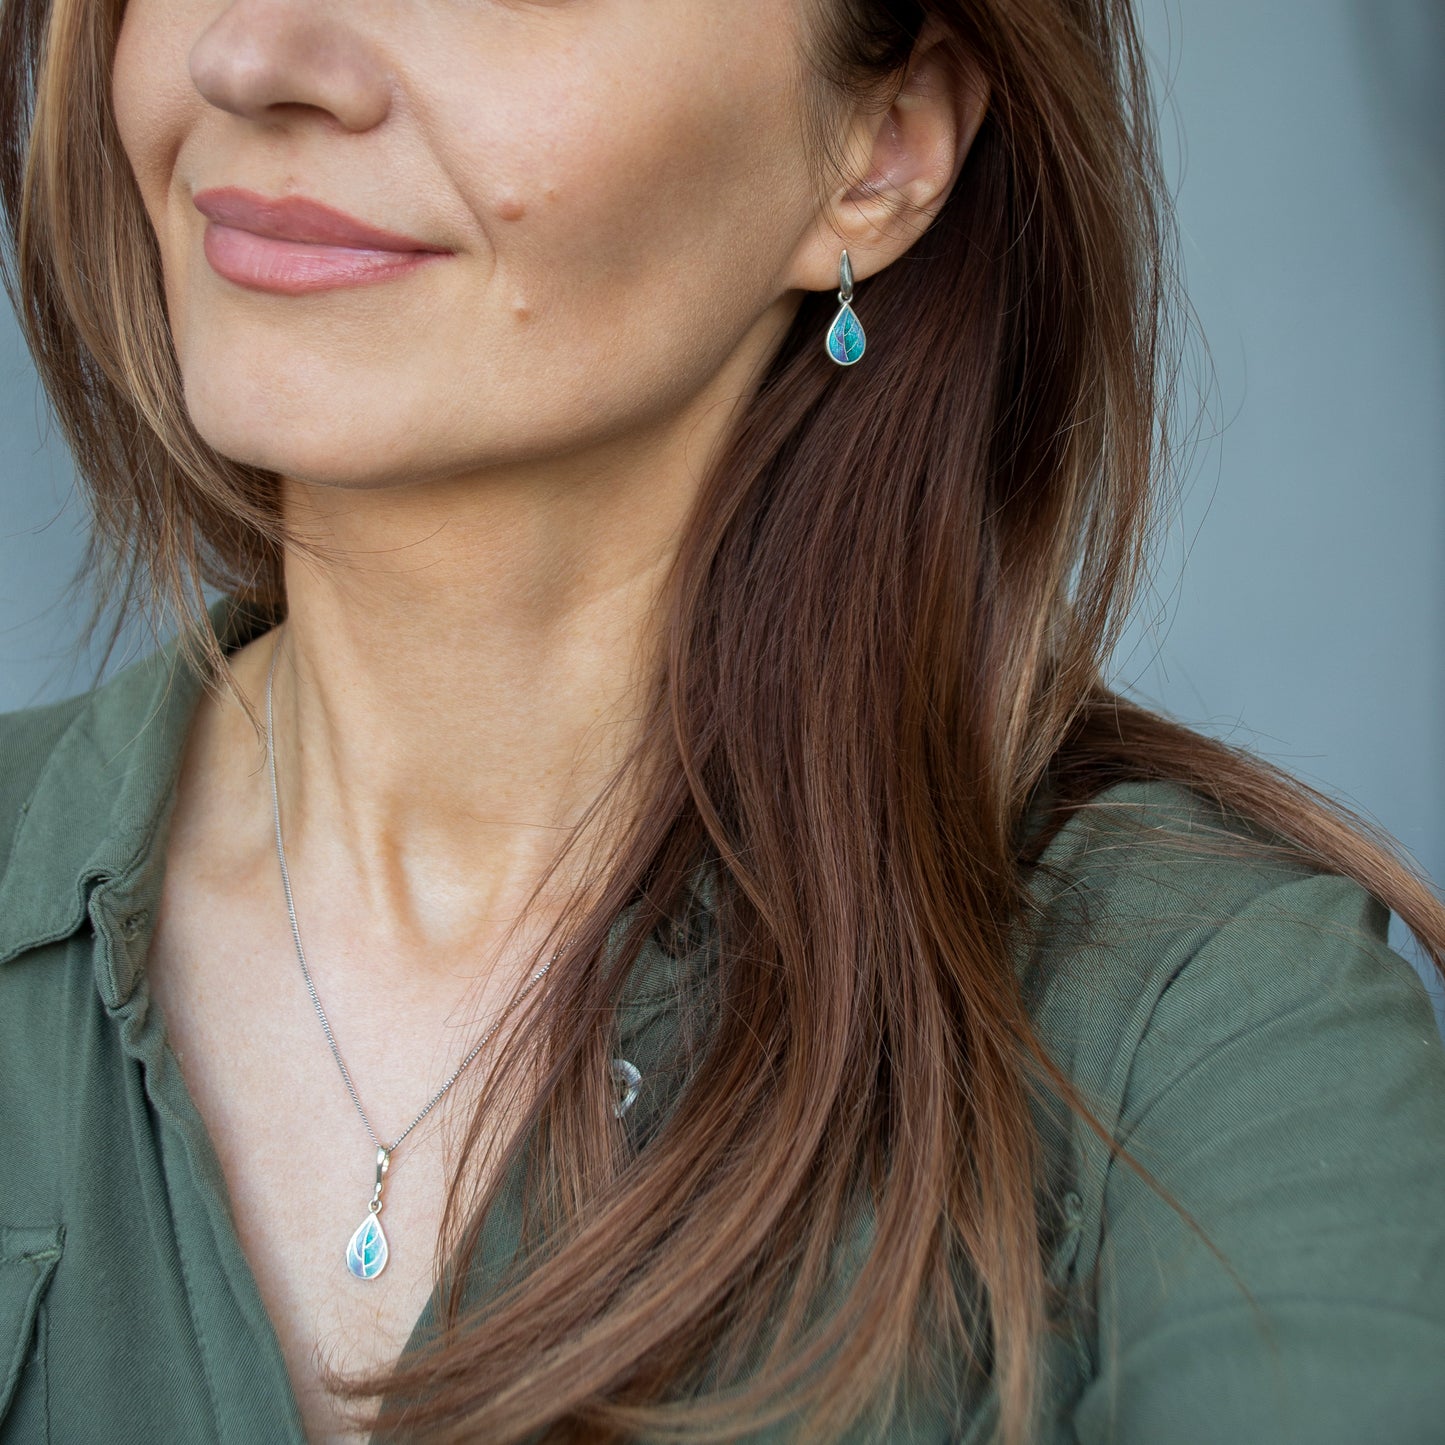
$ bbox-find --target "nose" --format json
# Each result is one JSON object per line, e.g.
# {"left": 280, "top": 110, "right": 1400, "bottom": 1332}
{"left": 189, "top": 0, "right": 392, "bottom": 133}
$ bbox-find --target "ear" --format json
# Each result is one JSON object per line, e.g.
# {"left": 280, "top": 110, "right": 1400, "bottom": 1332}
{"left": 789, "top": 27, "right": 990, "bottom": 292}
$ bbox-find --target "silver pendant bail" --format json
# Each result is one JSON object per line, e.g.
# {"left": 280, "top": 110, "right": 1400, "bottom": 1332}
{"left": 368, "top": 1144, "right": 391, "bottom": 1214}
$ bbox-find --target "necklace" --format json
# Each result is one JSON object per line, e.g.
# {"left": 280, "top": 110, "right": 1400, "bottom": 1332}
{"left": 264, "top": 632, "right": 559, "bottom": 1281}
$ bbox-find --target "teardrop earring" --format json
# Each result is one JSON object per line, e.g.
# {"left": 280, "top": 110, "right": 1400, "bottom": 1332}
{"left": 825, "top": 249, "right": 866, "bottom": 366}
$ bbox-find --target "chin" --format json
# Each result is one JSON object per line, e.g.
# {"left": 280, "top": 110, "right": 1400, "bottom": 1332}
{"left": 188, "top": 410, "right": 370, "bottom": 487}
{"left": 180, "top": 369, "right": 386, "bottom": 486}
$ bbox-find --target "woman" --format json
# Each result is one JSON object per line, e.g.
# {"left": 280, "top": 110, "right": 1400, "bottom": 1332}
{"left": 0, "top": 0, "right": 1442, "bottom": 1442}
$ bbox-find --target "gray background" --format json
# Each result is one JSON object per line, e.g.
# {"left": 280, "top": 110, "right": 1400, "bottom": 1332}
{"left": 2, "top": 2, "right": 1442, "bottom": 1020}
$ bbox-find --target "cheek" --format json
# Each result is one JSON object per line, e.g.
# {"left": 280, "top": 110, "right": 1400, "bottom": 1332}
{"left": 111, "top": 0, "right": 210, "bottom": 348}
{"left": 111, "top": 1, "right": 194, "bottom": 208}
{"left": 433, "top": 55, "right": 808, "bottom": 381}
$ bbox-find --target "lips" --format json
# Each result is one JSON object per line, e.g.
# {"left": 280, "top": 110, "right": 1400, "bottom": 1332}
{"left": 193, "top": 187, "right": 446, "bottom": 252}
{"left": 192, "top": 186, "right": 452, "bottom": 294}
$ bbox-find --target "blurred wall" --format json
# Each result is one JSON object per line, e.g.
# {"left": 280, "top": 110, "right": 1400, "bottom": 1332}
{"left": 1, "top": 2, "right": 1441, "bottom": 1012}
{"left": 1112, "top": 0, "right": 1444, "bottom": 1021}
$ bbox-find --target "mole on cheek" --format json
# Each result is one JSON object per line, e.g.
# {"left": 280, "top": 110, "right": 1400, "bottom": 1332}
{"left": 496, "top": 192, "right": 527, "bottom": 222}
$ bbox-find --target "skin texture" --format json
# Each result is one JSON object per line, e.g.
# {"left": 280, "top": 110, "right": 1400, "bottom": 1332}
{"left": 110, "top": 3, "right": 987, "bottom": 1438}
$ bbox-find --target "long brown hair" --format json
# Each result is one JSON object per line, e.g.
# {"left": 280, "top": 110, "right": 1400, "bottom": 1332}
{"left": 3, "top": 1, "right": 1442, "bottom": 1442}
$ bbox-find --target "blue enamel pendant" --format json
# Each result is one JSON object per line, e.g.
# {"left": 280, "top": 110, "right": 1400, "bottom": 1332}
{"left": 346, "top": 1146, "right": 392, "bottom": 1280}
{"left": 826, "top": 301, "right": 866, "bottom": 365}
{"left": 825, "top": 249, "right": 866, "bottom": 366}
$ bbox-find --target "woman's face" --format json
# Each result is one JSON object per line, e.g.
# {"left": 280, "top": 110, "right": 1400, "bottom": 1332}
{"left": 112, "top": 0, "right": 845, "bottom": 491}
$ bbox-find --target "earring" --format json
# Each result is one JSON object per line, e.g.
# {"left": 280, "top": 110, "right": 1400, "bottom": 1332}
{"left": 825, "top": 249, "right": 866, "bottom": 366}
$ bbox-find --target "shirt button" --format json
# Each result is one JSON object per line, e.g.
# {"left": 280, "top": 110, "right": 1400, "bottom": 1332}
{"left": 1062, "top": 1190, "right": 1084, "bottom": 1225}
{"left": 120, "top": 909, "right": 150, "bottom": 940}
{"left": 610, "top": 1058, "right": 642, "bottom": 1117}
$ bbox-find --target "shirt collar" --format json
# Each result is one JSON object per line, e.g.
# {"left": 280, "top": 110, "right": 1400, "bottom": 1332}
{"left": 0, "top": 594, "right": 281, "bottom": 999}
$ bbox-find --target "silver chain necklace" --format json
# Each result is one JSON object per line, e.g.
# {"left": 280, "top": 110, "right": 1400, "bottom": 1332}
{"left": 264, "top": 633, "right": 558, "bottom": 1281}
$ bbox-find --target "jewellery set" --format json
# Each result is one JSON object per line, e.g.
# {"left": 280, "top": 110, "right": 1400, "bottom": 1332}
{"left": 264, "top": 251, "right": 857, "bottom": 1281}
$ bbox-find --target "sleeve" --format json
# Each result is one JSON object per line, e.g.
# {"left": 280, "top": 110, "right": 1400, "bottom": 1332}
{"left": 1070, "top": 870, "right": 1445, "bottom": 1445}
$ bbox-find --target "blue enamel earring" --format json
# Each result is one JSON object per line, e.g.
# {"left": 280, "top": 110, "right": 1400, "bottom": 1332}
{"left": 825, "top": 249, "right": 866, "bottom": 366}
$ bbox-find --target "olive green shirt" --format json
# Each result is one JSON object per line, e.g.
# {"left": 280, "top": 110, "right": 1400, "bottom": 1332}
{"left": 1, "top": 596, "right": 1443, "bottom": 1443}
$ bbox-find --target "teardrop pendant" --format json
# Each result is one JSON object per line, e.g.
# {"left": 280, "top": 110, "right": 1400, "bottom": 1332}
{"left": 346, "top": 1210, "right": 389, "bottom": 1280}
{"left": 826, "top": 300, "right": 866, "bottom": 366}
{"left": 346, "top": 1144, "right": 391, "bottom": 1280}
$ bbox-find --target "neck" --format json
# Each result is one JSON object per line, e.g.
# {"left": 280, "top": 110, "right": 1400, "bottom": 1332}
{"left": 202, "top": 305, "right": 795, "bottom": 992}
{"left": 243, "top": 419, "right": 712, "bottom": 982}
